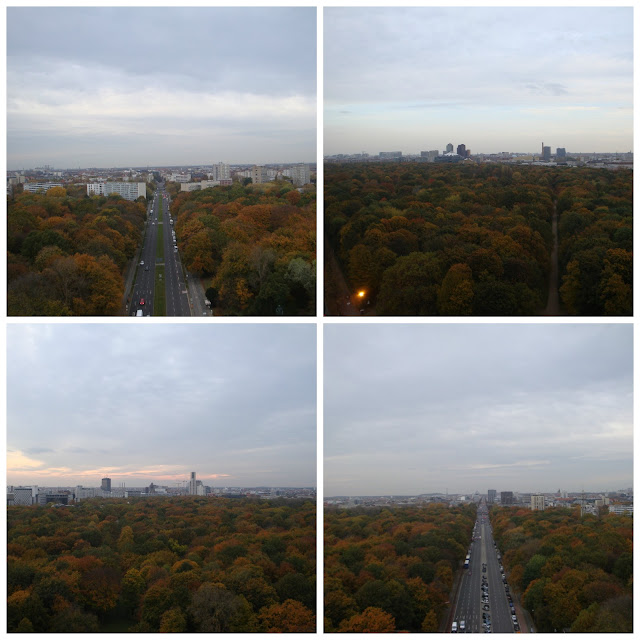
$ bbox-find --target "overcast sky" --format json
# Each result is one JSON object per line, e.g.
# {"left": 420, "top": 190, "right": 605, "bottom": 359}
{"left": 325, "top": 324, "right": 632, "bottom": 496}
{"left": 7, "top": 7, "right": 316, "bottom": 169}
{"left": 325, "top": 7, "right": 632, "bottom": 155}
{"left": 7, "top": 324, "right": 316, "bottom": 488}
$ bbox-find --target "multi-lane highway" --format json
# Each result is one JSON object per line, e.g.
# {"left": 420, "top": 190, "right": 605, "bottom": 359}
{"left": 451, "top": 502, "right": 520, "bottom": 633}
{"left": 129, "top": 183, "right": 190, "bottom": 316}
{"left": 159, "top": 187, "right": 190, "bottom": 316}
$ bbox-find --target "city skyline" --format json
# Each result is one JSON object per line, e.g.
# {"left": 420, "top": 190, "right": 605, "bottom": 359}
{"left": 7, "top": 324, "right": 316, "bottom": 487}
{"left": 325, "top": 7, "right": 633, "bottom": 155}
{"left": 7, "top": 7, "right": 316, "bottom": 168}
{"left": 324, "top": 324, "right": 632, "bottom": 496}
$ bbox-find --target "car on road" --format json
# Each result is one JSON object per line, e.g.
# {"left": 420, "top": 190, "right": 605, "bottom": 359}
{"left": 451, "top": 621, "right": 458, "bottom": 633}
{"left": 482, "top": 604, "right": 490, "bottom": 611}
{"left": 140, "top": 260, "right": 144, "bottom": 265}
{"left": 145, "top": 265, "right": 149, "bottom": 271}
{"left": 460, "top": 621, "right": 465, "bottom": 632}
{"left": 140, "top": 298, "right": 145, "bottom": 305}
{"left": 512, "top": 615, "right": 517, "bottom": 623}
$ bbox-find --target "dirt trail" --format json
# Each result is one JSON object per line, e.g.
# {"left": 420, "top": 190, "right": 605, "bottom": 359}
{"left": 324, "top": 244, "right": 359, "bottom": 316}
{"left": 543, "top": 199, "right": 560, "bottom": 315}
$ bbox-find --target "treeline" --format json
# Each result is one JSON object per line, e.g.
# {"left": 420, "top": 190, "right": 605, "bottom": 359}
{"left": 555, "top": 169, "right": 632, "bottom": 315}
{"left": 325, "top": 163, "right": 631, "bottom": 315}
{"left": 171, "top": 182, "right": 316, "bottom": 315}
{"left": 490, "top": 506, "right": 632, "bottom": 632}
{"left": 7, "top": 188, "right": 146, "bottom": 315}
{"left": 7, "top": 497, "right": 316, "bottom": 633}
{"left": 324, "top": 503, "right": 476, "bottom": 632}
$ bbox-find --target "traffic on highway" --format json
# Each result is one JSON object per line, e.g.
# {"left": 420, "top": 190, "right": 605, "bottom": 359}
{"left": 129, "top": 183, "right": 191, "bottom": 316}
{"left": 450, "top": 501, "right": 521, "bottom": 633}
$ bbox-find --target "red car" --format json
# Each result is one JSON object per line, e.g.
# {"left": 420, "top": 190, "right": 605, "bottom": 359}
{"left": 140, "top": 298, "right": 145, "bottom": 306}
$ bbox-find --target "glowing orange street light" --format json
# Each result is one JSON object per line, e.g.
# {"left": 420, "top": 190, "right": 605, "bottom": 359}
{"left": 357, "top": 290, "right": 365, "bottom": 298}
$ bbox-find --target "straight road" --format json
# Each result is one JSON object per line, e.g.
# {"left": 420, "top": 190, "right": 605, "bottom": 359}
{"left": 130, "top": 190, "right": 160, "bottom": 316}
{"left": 159, "top": 186, "right": 190, "bottom": 316}
{"left": 451, "top": 501, "right": 520, "bottom": 633}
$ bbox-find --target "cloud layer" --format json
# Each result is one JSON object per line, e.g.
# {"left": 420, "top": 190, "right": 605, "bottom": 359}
{"left": 8, "top": 8, "right": 316, "bottom": 167}
{"left": 324, "top": 7, "right": 632, "bottom": 154}
{"left": 324, "top": 324, "right": 632, "bottom": 495}
{"left": 8, "top": 324, "right": 316, "bottom": 488}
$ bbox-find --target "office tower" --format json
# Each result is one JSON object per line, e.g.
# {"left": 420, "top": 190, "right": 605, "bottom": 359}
{"left": 189, "top": 471, "right": 197, "bottom": 495}
{"left": 501, "top": 491, "right": 514, "bottom": 505}
{"left": 542, "top": 146, "right": 551, "bottom": 162}
{"left": 446, "top": 143, "right": 454, "bottom": 153}
{"left": 101, "top": 477, "right": 111, "bottom": 492}
{"left": 457, "top": 143, "right": 466, "bottom": 157}
{"left": 488, "top": 489, "right": 496, "bottom": 504}
{"left": 212, "top": 162, "right": 231, "bottom": 181}
{"left": 556, "top": 147, "right": 566, "bottom": 159}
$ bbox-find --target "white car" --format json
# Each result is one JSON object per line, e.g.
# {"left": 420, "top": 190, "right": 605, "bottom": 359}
{"left": 140, "top": 260, "right": 144, "bottom": 265}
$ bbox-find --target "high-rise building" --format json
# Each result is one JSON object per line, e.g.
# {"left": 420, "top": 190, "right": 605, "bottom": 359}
{"left": 542, "top": 145, "right": 551, "bottom": 162}
{"left": 290, "top": 163, "right": 311, "bottom": 186}
{"left": 457, "top": 143, "right": 466, "bottom": 157}
{"left": 13, "top": 487, "right": 35, "bottom": 506}
{"left": 189, "top": 471, "right": 197, "bottom": 495}
{"left": 501, "top": 491, "right": 514, "bottom": 505}
{"left": 101, "top": 477, "right": 111, "bottom": 492}
{"left": 488, "top": 489, "right": 497, "bottom": 504}
{"left": 446, "top": 143, "right": 454, "bottom": 153}
{"left": 379, "top": 151, "right": 402, "bottom": 159}
{"left": 556, "top": 148, "right": 566, "bottom": 159}
{"left": 250, "top": 165, "right": 264, "bottom": 184}
{"left": 531, "top": 495, "right": 545, "bottom": 511}
{"left": 211, "top": 162, "right": 231, "bottom": 182}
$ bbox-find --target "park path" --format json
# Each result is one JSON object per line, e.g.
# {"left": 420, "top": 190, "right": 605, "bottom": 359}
{"left": 543, "top": 199, "right": 560, "bottom": 315}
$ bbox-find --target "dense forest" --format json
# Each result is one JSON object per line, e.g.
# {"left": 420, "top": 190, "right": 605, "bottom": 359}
{"left": 7, "top": 497, "right": 316, "bottom": 632}
{"left": 171, "top": 182, "right": 316, "bottom": 315}
{"left": 324, "top": 163, "right": 632, "bottom": 315}
{"left": 490, "top": 506, "right": 632, "bottom": 632}
{"left": 324, "top": 503, "right": 476, "bottom": 632}
{"left": 7, "top": 188, "right": 146, "bottom": 315}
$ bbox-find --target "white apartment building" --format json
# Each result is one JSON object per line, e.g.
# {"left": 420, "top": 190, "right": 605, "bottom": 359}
{"left": 87, "top": 182, "right": 146, "bottom": 201}
{"left": 23, "top": 182, "right": 64, "bottom": 194}
{"left": 13, "top": 487, "right": 35, "bottom": 506}
{"left": 170, "top": 173, "right": 191, "bottom": 183}
{"left": 531, "top": 495, "right": 545, "bottom": 511}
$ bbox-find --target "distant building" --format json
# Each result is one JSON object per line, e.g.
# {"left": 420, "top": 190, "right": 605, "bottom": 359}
{"left": 434, "top": 152, "right": 463, "bottom": 163}
{"left": 379, "top": 151, "right": 402, "bottom": 159}
{"left": 170, "top": 173, "right": 191, "bottom": 183}
{"left": 101, "top": 477, "right": 111, "bottom": 493}
{"left": 609, "top": 504, "right": 633, "bottom": 515}
{"left": 420, "top": 150, "right": 440, "bottom": 161}
{"left": 542, "top": 145, "right": 551, "bottom": 162}
{"left": 180, "top": 182, "right": 201, "bottom": 192}
{"left": 250, "top": 165, "right": 264, "bottom": 184}
{"left": 23, "top": 182, "right": 64, "bottom": 194}
{"left": 211, "top": 162, "right": 231, "bottom": 182}
{"left": 556, "top": 148, "right": 566, "bottom": 159}
{"left": 457, "top": 143, "right": 466, "bottom": 157}
{"left": 501, "top": 491, "right": 514, "bottom": 505}
{"left": 531, "top": 494, "right": 545, "bottom": 511}
{"left": 38, "top": 492, "right": 69, "bottom": 506}
{"left": 13, "top": 487, "right": 35, "bottom": 506}
{"left": 189, "top": 472, "right": 197, "bottom": 495}
{"left": 290, "top": 163, "right": 311, "bottom": 186}
{"left": 446, "top": 143, "right": 454, "bottom": 153}
{"left": 87, "top": 182, "right": 146, "bottom": 201}
{"left": 488, "top": 489, "right": 497, "bottom": 504}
